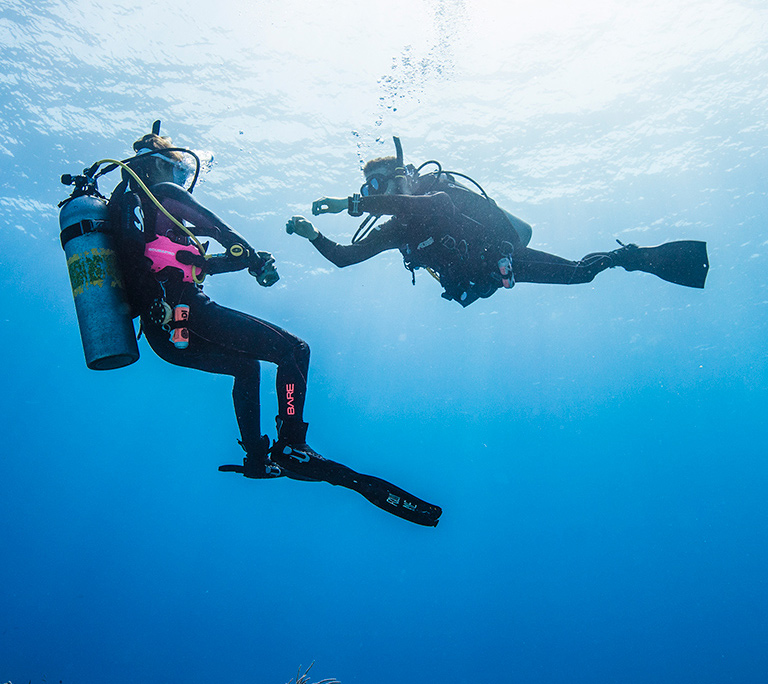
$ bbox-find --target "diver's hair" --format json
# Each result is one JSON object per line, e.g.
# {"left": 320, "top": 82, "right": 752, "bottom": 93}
{"left": 128, "top": 133, "right": 183, "bottom": 185}
{"left": 132, "top": 133, "right": 184, "bottom": 160}
{"left": 132, "top": 133, "right": 182, "bottom": 157}
{"left": 362, "top": 156, "right": 399, "bottom": 177}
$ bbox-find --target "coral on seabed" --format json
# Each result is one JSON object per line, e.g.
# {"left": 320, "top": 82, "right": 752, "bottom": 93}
{"left": 1, "top": 664, "right": 341, "bottom": 684}
{"left": 287, "top": 661, "right": 340, "bottom": 684}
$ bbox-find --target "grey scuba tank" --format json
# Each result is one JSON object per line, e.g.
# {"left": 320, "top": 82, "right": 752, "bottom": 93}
{"left": 59, "top": 193, "right": 139, "bottom": 370}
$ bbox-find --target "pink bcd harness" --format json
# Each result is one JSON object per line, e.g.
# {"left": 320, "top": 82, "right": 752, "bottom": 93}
{"left": 144, "top": 235, "right": 202, "bottom": 283}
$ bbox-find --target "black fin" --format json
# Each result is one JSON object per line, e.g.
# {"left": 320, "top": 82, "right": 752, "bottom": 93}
{"left": 627, "top": 240, "right": 710, "bottom": 288}
{"left": 340, "top": 472, "right": 442, "bottom": 527}
{"left": 270, "top": 448, "right": 442, "bottom": 527}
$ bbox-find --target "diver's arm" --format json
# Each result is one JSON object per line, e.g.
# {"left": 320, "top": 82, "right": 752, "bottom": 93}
{"left": 312, "top": 229, "right": 398, "bottom": 267}
{"left": 288, "top": 215, "right": 404, "bottom": 267}
{"left": 352, "top": 191, "right": 455, "bottom": 219}
{"left": 204, "top": 251, "right": 251, "bottom": 275}
{"left": 330, "top": 194, "right": 455, "bottom": 266}
{"left": 292, "top": 192, "right": 454, "bottom": 268}
{"left": 312, "top": 191, "right": 455, "bottom": 219}
{"left": 151, "top": 182, "right": 252, "bottom": 250}
{"left": 151, "top": 183, "right": 278, "bottom": 285}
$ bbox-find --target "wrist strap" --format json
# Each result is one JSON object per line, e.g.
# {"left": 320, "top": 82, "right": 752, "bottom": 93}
{"left": 348, "top": 193, "right": 363, "bottom": 217}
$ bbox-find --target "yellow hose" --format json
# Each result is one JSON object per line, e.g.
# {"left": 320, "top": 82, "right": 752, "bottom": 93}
{"left": 95, "top": 158, "right": 209, "bottom": 283}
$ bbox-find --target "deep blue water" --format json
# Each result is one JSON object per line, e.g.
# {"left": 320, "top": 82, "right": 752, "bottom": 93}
{"left": 2, "top": 1, "right": 768, "bottom": 683}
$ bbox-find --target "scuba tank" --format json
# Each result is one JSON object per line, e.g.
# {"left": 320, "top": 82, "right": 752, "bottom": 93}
{"left": 58, "top": 172, "right": 139, "bottom": 370}
{"left": 57, "top": 120, "right": 213, "bottom": 369}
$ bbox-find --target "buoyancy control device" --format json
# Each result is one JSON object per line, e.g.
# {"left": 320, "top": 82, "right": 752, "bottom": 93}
{"left": 379, "top": 137, "right": 534, "bottom": 305}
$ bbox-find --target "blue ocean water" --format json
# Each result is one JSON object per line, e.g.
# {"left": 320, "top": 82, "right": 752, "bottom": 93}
{"left": 2, "top": 0, "right": 767, "bottom": 682}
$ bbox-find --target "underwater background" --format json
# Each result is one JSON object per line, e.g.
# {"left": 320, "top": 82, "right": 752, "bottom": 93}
{"left": 2, "top": 0, "right": 767, "bottom": 682}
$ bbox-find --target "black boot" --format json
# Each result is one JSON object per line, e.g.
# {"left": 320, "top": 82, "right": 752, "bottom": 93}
{"left": 609, "top": 241, "right": 643, "bottom": 270}
{"left": 270, "top": 417, "right": 326, "bottom": 481}
{"left": 219, "top": 434, "right": 284, "bottom": 479}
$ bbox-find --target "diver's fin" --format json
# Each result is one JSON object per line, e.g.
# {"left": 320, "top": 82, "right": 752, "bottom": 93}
{"left": 342, "top": 472, "right": 443, "bottom": 527}
{"left": 270, "top": 445, "right": 442, "bottom": 527}
{"left": 616, "top": 240, "right": 709, "bottom": 288}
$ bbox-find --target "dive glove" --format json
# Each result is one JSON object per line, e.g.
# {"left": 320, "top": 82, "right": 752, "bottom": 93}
{"left": 248, "top": 250, "right": 279, "bottom": 287}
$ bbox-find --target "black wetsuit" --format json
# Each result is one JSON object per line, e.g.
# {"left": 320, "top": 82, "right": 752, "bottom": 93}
{"left": 110, "top": 181, "right": 309, "bottom": 449}
{"left": 311, "top": 175, "right": 616, "bottom": 306}
{"left": 106, "top": 181, "right": 443, "bottom": 526}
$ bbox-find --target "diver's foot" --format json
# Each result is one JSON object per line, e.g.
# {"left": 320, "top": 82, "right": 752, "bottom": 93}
{"left": 218, "top": 435, "right": 285, "bottom": 479}
{"left": 269, "top": 440, "right": 327, "bottom": 482}
{"left": 246, "top": 456, "right": 284, "bottom": 478}
{"left": 218, "top": 458, "right": 284, "bottom": 479}
{"left": 610, "top": 240, "right": 643, "bottom": 270}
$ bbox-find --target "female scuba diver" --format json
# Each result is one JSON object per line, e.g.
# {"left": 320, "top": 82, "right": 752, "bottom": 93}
{"left": 109, "top": 128, "right": 319, "bottom": 479}
{"left": 286, "top": 137, "right": 709, "bottom": 307}
{"left": 59, "top": 123, "right": 441, "bottom": 526}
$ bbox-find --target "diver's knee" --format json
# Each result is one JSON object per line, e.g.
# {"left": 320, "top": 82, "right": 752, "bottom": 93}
{"left": 242, "top": 358, "right": 262, "bottom": 380}
{"left": 293, "top": 339, "right": 310, "bottom": 366}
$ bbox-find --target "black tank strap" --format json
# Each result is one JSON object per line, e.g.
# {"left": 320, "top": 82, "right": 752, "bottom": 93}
{"left": 60, "top": 219, "right": 106, "bottom": 249}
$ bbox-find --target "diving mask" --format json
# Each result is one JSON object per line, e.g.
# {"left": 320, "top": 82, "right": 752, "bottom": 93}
{"left": 135, "top": 147, "right": 213, "bottom": 191}
{"left": 166, "top": 156, "right": 196, "bottom": 188}
{"left": 360, "top": 174, "right": 394, "bottom": 197}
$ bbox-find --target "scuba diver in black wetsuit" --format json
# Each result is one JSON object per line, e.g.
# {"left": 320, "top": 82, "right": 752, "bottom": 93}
{"left": 57, "top": 122, "right": 441, "bottom": 526}
{"left": 110, "top": 128, "right": 318, "bottom": 479}
{"left": 286, "top": 137, "right": 709, "bottom": 306}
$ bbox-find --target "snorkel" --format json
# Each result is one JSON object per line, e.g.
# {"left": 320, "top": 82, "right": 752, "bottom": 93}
{"left": 392, "top": 136, "right": 407, "bottom": 194}
{"left": 352, "top": 136, "right": 412, "bottom": 243}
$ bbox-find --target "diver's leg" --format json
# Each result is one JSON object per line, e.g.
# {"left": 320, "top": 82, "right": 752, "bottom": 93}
{"left": 142, "top": 292, "right": 300, "bottom": 476}
{"left": 181, "top": 293, "right": 311, "bottom": 445}
{"left": 231, "top": 359, "right": 262, "bottom": 452}
{"left": 142, "top": 312, "right": 269, "bottom": 449}
{"left": 512, "top": 247, "right": 615, "bottom": 284}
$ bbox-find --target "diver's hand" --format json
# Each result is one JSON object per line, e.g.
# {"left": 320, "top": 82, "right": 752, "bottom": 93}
{"left": 312, "top": 197, "right": 347, "bottom": 215}
{"left": 248, "top": 251, "right": 279, "bottom": 287}
{"left": 286, "top": 215, "right": 319, "bottom": 240}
